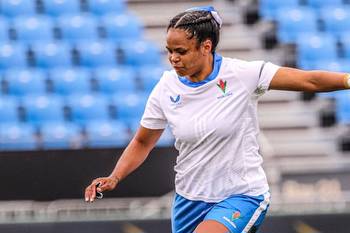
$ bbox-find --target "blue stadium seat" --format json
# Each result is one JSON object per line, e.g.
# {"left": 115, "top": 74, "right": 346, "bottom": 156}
{"left": 296, "top": 34, "right": 338, "bottom": 69}
{"left": 276, "top": 8, "right": 318, "bottom": 43}
{"left": 13, "top": 16, "right": 54, "bottom": 42}
{"left": 137, "top": 66, "right": 163, "bottom": 92}
{"left": 88, "top": 0, "right": 125, "bottom": 15}
{"left": 259, "top": 0, "right": 299, "bottom": 20}
{"left": 0, "top": 0, "right": 36, "bottom": 17}
{"left": 0, "top": 96, "right": 19, "bottom": 122}
{"left": 68, "top": 94, "right": 110, "bottom": 124}
{"left": 85, "top": 120, "right": 129, "bottom": 148}
{"left": 56, "top": 14, "right": 98, "bottom": 42}
{"left": 0, "top": 43, "right": 27, "bottom": 69}
{"left": 32, "top": 42, "right": 72, "bottom": 68}
{"left": 120, "top": 40, "right": 161, "bottom": 66}
{"left": 77, "top": 41, "right": 117, "bottom": 67}
{"left": 306, "top": 0, "right": 343, "bottom": 9}
{"left": 341, "top": 32, "right": 350, "bottom": 59}
{"left": 101, "top": 13, "right": 142, "bottom": 41}
{"left": 112, "top": 92, "right": 147, "bottom": 121}
{"left": 4, "top": 69, "right": 47, "bottom": 96}
{"left": 22, "top": 95, "right": 65, "bottom": 125}
{"left": 42, "top": 0, "right": 81, "bottom": 16}
{"left": 321, "top": 7, "right": 350, "bottom": 36}
{"left": 49, "top": 68, "right": 91, "bottom": 95}
{"left": 40, "top": 122, "right": 82, "bottom": 149}
{"left": 94, "top": 66, "right": 136, "bottom": 94}
{"left": 336, "top": 92, "right": 350, "bottom": 124}
{"left": 0, "top": 123, "right": 37, "bottom": 151}
{"left": 0, "top": 17, "right": 9, "bottom": 41}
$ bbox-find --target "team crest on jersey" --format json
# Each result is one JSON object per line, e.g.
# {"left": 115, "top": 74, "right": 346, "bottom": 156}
{"left": 216, "top": 79, "right": 232, "bottom": 99}
{"left": 217, "top": 79, "right": 227, "bottom": 94}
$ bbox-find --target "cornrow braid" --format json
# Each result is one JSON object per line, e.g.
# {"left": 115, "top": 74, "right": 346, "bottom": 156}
{"left": 168, "top": 10, "right": 220, "bottom": 53}
{"left": 174, "top": 12, "right": 213, "bottom": 28}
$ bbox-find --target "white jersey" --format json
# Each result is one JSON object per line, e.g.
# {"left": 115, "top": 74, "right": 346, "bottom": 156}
{"left": 141, "top": 54, "right": 280, "bottom": 202}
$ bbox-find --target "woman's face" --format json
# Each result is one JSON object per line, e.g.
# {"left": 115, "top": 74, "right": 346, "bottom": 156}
{"left": 166, "top": 28, "right": 210, "bottom": 77}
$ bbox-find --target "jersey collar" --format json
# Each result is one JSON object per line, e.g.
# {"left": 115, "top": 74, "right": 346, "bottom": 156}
{"left": 178, "top": 53, "right": 222, "bottom": 88}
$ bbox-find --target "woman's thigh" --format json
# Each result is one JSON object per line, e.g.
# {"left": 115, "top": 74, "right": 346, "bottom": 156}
{"left": 194, "top": 220, "right": 230, "bottom": 233}
{"left": 172, "top": 192, "right": 270, "bottom": 233}
{"left": 201, "top": 192, "right": 270, "bottom": 233}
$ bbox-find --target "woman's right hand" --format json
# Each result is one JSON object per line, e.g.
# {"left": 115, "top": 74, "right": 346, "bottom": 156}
{"left": 84, "top": 176, "right": 119, "bottom": 202}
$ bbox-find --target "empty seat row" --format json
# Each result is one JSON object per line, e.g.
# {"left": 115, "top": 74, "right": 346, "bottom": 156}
{"left": 296, "top": 33, "right": 350, "bottom": 69}
{"left": 0, "top": 93, "right": 148, "bottom": 125}
{"left": 260, "top": 0, "right": 346, "bottom": 20}
{"left": 0, "top": 121, "right": 174, "bottom": 151}
{"left": 0, "top": 67, "right": 163, "bottom": 95}
{"left": 276, "top": 7, "right": 350, "bottom": 43}
{"left": 0, "top": 0, "right": 125, "bottom": 17}
{"left": 0, "top": 13, "right": 143, "bottom": 42}
{"left": 0, "top": 40, "right": 162, "bottom": 68}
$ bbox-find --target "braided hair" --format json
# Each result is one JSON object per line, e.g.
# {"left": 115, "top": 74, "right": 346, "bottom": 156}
{"left": 167, "top": 10, "right": 220, "bottom": 53}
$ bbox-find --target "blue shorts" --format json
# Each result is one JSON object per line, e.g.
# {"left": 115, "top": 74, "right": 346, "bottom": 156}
{"left": 171, "top": 192, "right": 270, "bottom": 233}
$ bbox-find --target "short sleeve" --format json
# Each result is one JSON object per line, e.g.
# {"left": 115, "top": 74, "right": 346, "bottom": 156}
{"left": 234, "top": 60, "right": 280, "bottom": 97}
{"left": 140, "top": 82, "right": 167, "bottom": 129}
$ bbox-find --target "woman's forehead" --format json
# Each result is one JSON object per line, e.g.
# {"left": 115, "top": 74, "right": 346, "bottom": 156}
{"left": 166, "top": 28, "right": 196, "bottom": 48}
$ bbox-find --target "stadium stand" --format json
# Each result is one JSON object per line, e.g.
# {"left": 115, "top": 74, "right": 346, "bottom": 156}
{"left": 0, "top": 0, "right": 163, "bottom": 151}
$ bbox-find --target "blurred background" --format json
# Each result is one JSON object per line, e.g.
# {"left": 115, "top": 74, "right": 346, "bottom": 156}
{"left": 0, "top": 0, "right": 349, "bottom": 232}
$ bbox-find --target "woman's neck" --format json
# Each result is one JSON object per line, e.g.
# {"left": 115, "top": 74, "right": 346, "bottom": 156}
{"left": 187, "top": 54, "right": 214, "bottom": 82}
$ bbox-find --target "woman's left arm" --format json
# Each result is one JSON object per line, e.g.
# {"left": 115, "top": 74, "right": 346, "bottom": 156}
{"left": 269, "top": 67, "right": 349, "bottom": 92}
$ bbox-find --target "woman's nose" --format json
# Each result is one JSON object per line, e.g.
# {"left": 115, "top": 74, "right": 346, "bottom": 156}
{"left": 170, "top": 54, "right": 180, "bottom": 63}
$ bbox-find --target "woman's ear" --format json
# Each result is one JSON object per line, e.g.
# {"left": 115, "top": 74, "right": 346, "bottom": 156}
{"left": 201, "top": 39, "right": 213, "bottom": 55}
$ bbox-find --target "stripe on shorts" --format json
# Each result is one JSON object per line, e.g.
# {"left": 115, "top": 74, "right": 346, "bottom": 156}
{"left": 242, "top": 192, "right": 270, "bottom": 233}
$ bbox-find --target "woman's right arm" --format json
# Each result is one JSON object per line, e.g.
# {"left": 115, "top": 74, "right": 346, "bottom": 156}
{"left": 84, "top": 126, "right": 164, "bottom": 202}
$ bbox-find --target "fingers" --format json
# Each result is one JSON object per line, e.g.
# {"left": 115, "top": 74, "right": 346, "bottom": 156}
{"left": 85, "top": 179, "right": 100, "bottom": 202}
{"left": 84, "top": 177, "right": 118, "bottom": 203}
{"left": 97, "top": 180, "right": 112, "bottom": 192}
{"left": 96, "top": 179, "right": 107, "bottom": 192}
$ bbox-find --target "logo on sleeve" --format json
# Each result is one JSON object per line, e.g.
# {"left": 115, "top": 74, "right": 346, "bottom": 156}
{"left": 254, "top": 85, "right": 267, "bottom": 96}
{"left": 216, "top": 79, "right": 232, "bottom": 99}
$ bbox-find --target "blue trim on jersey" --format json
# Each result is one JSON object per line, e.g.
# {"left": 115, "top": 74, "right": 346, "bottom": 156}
{"left": 171, "top": 192, "right": 270, "bottom": 233}
{"left": 178, "top": 53, "right": 222, "bottom": 88}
